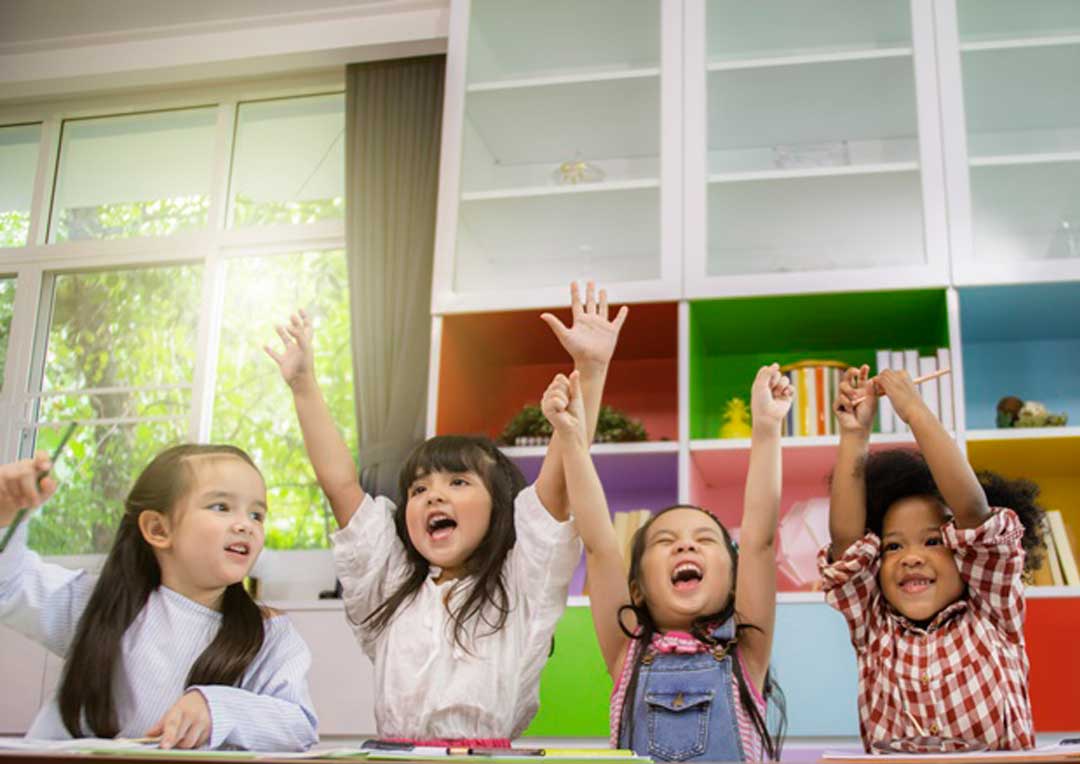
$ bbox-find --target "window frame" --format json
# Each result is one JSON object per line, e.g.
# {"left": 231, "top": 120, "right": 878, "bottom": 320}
{"left": 0, "top": 72, "right": 351, "bottom": 597}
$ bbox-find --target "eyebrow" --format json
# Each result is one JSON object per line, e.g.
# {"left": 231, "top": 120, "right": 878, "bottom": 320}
{"left": 200, "top": 490, "right": 268, "bottom": 510}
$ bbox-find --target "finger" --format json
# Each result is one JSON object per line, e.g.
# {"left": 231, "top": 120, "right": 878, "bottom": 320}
{"left": 17, "top": 468, "right": 40, "bottom": 508}
{"left": 32, "top": 451, "right": 52, "bottom": 473}
{"left": 275, "top": 325, "right": 292, "bottom": 348}
{"left": 263, "top": 345, "right": 283, "bottom": 364}
{"left": 146, "top": 720, "right": 164, "bottom": 738}
{"left": 178, "top": 720, "right": 205, "bottom": 750}
{"left": 38, "top": 476, "right": 58, "bottom": 502}
{"left": 585, "top": 281, "right": 596, "bottom": 314}
{"left": 598, "top": 288, "right": 609, "bottom": 320}
{"left": 540, "top": 313, "right": 571, "bottom": 344}
{"left": 160, "top": 712, "right": 183, "bottom": 750}
{"left": 611, "top": 304, "right": 629, "bottom": 332}
{"left": 570, "top": 282, "right": 582, "bottom": 317}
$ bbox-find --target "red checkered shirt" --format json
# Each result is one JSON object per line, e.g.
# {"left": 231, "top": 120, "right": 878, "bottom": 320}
{"left": 818, "top": 508, "right": 1034, "bottom": 752}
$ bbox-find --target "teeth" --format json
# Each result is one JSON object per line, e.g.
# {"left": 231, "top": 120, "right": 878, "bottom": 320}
{"left": 226, "top": 544, "right": 248, "bottom": 554}
{"left": 427, "top": 513, "right": 457, "bottom": 533}
{"left": 671, "top": 562, "right": 703, "bottom": 583}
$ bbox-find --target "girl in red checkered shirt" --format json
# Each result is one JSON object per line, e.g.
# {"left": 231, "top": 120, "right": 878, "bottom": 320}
{"left": 821, "top": 365, "right": 1047, "bottom": 752}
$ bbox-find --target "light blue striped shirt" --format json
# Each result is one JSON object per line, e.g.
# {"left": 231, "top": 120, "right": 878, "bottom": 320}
{"left": 0, "top": 523, "right": 318, "bottom": 751}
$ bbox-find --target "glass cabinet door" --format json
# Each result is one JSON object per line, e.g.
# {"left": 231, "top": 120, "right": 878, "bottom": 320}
{"left": 956, "top": 0, "right": 1080, "bottom": 265}
{"left": 449, "top": 0, "right": 667, "bottom": 298}
{"left": 696, "top": 0, "right": 934, "bottom": 279}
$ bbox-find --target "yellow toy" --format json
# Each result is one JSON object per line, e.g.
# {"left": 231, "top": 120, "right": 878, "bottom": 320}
{"left": 719, "top": 397, "right": 753, "bottom": 438}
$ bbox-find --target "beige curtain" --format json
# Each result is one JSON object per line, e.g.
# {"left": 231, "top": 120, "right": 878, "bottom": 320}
{"left": 345, "top": 55, "right": 445, "bottom": 500}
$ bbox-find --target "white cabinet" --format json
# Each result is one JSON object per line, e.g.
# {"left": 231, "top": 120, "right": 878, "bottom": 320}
{"left": 433, "top": 0, "right": 683, "bottom": 313}
{"left": 937, "top": 0, "right": 1080, "bottom": 284}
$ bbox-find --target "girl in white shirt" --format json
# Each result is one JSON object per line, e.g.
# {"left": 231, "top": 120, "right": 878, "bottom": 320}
{"left": 266, "top": 283, "right": 626, "bottom": 744}
{"left": 0, "top": 444, "right": 318, "bottom": 751}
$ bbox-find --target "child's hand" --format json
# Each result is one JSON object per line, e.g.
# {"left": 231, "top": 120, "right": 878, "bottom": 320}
{"left": 540, "top": 281, "right": 629, "bottom": 371}
{"left": 874, "top": 369, "right": 927, "bottom": 425}
{"left": 264, "top": 310, "right": 315, "bottom": 391}
{"left": 147, "top": 690, "right": 212, "bottom": 750}
{"left": 750, "top": 363, "right": 793, "bottom": 430}
{"left": 834, "top": 365, "right": 877, "bottom": 435}
{"left": 541, "top": 371, "right": 588, "bottom": 447}
{"left": 0, "top": 452, "right": 56, "bottom": 525}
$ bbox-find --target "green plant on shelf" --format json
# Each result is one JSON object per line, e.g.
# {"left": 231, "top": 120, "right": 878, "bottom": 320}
{"left": 498, "top": 404, "right": 648, "bottom": 446}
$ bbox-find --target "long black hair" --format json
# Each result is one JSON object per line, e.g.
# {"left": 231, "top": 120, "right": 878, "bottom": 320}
{"left": 859, "top": 449, "right": 1047, "bottom": 574}
{"left": 362, "top": 435, "right": 525, "bottom": 652}
{"left": 616, "top": 505, "right": 787, "bottom": 761}
{"left": 58, "top": 444, "right": 267, "bottom": 738}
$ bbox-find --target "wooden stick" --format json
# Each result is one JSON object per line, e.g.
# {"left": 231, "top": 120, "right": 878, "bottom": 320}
{"left": 850, "top": 367, "right": 951, "bottom": 406}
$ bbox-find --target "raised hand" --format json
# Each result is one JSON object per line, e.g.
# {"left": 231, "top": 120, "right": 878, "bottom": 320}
{"left": 264, "top": 310, "right": 315, "bottom": 390}
{"left": 147, "top": 690, "right": 212, "bottom": 750}
{"left": 874, "top": 368, "right": 926, "bottom": 425}
{"left": 834, "top": 364, "right": 877, "bottom": 435}
{"left": 750, "top": 363, "right": 794, "bottom": 429}
{"left": 540, "top": 281, "right": 629, "bottom": 370}
{"left": 541, "top": 371, "right": 588, "bottom": 447}
{"left": 0, "top": 452, "right": 56, "bottom": 523}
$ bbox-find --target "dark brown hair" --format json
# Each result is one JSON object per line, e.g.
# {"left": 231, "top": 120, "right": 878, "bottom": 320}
{"left": 58, "top": 444, "right": 267, "bottom": 737}
{"left": 363, "top": 435, "right": 524, "bottom": 653}
{"left": 617, "top": 505, "right": 787, "bottom": 761}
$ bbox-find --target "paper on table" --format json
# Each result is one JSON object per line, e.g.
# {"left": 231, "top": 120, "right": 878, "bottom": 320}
{"left": 819, "top": 741, "right": 1080, "bottom": 763}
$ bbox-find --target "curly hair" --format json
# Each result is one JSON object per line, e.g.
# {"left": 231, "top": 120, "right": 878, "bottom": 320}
{"left": 859, "top": 448, "right": 1046, "bottom": 574}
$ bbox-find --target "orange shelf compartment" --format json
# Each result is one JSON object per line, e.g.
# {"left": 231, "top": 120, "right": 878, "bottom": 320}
{"left": 1027, "top": 597, "right": 1080, "bottom": 731}
{"left": 437, "top": 301, "right": 678, "bottom": 442}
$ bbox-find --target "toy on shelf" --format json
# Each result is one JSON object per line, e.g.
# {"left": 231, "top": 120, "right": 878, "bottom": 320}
{"left": 552, "top": 152, "right": 605, "bottom": 185}
{"left": 996, "top": 396, "right": 1068, "bottom": 428}
{"left": 719, "top": 397, "right": 752, "bottom": 438}
{"left": 498, "top": 404, "right": 648, "bottom": 447}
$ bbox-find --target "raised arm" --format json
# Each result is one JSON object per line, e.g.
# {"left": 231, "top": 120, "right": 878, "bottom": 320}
{"left": 534, "top": 282, "right": 629, "bottom": 521}
{"left": 876, "top": 369, "right": 989, "bottom": 528}
{"left": 829, "top": 365, "right": 877, "bottom": 558}
{"left": 735, "top": 364, "right": 792, "bottom": 690}
{"left": 265, "top": 310, "right": 365, "bottom": 528}
{"left": 541, "top": 371, "right": 630, "bottom": 679}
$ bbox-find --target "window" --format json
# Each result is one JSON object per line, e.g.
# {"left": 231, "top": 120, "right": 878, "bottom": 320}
{"left": 212, "top": 249, "right": 355, "bottom": 549}
{"left": 2, "top": 83, "right": 351, "bottom": 565}
{"left": 0, "top": 277, "right": 15, "bottom": 386}
{"left": 229, "top": 94, "right": 345, "bottom": 227}
{"left": 26, "top": 266, "right": 201, "bottom": 554}
{"left": 0, "top": 123, "right": 41, "bottom": 248}
{"left": 49, "top": 109, "right": 217, "bottom": 242}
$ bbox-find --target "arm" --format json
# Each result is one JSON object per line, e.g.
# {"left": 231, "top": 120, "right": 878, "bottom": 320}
{"left": 0, "top": 457, "right": 94, "bottom": 657}
{"left": 829, "top": 365, "right": 876, "bottom": 559}
{"left": 876, "top": 369, "right": 989, "bottom": 528}
{"left": 266, "top": 310, "right": 365, "bottom": 528}
{"left": 541, "top": 371, "right": 630, "bottom": 679}
{"left": 156, "top": 619, "right": 318, "bottom": 751}
{"left": 534, "top": 282, "right": 629, "bottom": 520}
{"left": 735, "top": 364, "right": 792, "bottom": 691}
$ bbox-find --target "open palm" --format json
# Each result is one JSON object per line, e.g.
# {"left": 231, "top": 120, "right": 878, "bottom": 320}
{"left": 541, "top": 282, "right": 629, "bottom": 368}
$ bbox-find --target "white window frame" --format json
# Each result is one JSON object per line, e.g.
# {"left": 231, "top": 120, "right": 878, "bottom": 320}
{"left": 0, "top": 72, "right": 351, "bottom": 601}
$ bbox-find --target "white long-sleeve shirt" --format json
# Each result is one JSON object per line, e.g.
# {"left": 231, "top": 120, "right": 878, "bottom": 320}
{"left": 332, "top": 484, "right": 582, "bottom": 740}
{"left": 0, "top": 522, "right": 318, "bottom": 751}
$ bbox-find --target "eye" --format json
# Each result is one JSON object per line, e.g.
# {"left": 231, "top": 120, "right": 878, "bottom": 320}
{"left": 926, "top": 536, "right": 943, "bottom": 547}
{"left": 249, "top": 511, "right": 265, "bottom": 524}
{"left": 883, "top": 541, "right": 902, "bottom": 553}
{"left": 207, "top": 502, "right": 228, "bottom": 512}
{"left": 450, "top": 477, "right": 469, "bottom": 487}
{"left": 410, "top": 485, "right": 426, "bottom": 497}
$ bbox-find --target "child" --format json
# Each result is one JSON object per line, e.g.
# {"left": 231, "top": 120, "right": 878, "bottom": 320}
{"left": 0, "top": 444, "right": 318, "bottom": 751}
{"left": 823, "top": 365, "right": 1046, "bottom": 751}
{"left": 265, "top": 282, "right": 627, "bottom": 744}
{"left": 542, "top": 364, "right": 791, "bottom": 761}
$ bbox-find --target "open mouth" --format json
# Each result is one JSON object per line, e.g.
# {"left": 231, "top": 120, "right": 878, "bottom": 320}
{"left": 426, "top": 513, "right": 458, "bottom": 541}
{"left": 671, "top": 561, "right": 704, "bottom": 591}
{"left": 899, "top": 576, "right": 933, "bottom": 594}
{"left": 225, "top": 542, "right": 250, "bottom": 557}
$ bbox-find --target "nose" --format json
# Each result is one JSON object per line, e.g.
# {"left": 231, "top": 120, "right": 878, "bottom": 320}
{"left": 425, "top": 489, "right": 446, "bottom": 505}
{"left": 675, "top": 538, "right": 697, "bottom": 553}
{"left": 900, "top": 550, "right": 924, "bottom": 567}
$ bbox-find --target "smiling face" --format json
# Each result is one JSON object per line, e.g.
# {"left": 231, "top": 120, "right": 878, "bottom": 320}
{"left": 879, "top": 496, "right": 965, "bottom": 623}
{"left": 633, "top": 507, "right": 735, "bottom": 632}
{"left": 149, "top": 454, "right": 268, "bottom": 607}
{"left": 404, "top": 469, "right": 493, "bottom": 582}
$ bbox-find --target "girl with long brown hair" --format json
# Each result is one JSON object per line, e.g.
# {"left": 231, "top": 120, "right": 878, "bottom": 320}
{"left": 0, "top": 444, "right": 317, "bottom": 751}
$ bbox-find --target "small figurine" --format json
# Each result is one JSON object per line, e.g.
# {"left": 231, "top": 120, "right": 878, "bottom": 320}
{"left": 997, "top": 396, "right": 1068, "bottom": 428}
{"left": 996, "top": 396, "right": 1024, "bottom": 427}
{"left": 719, "top": 397, "right": 753, "bottom": 438}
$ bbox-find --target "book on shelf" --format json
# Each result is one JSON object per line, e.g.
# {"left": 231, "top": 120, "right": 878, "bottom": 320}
{"left": 1046, "top": 510, "right": 1080, "bottom": 587}
{"left": 890, "top": 350, "right": 909, "bottom": 434}
{"left": 936, "top": 347, "right": 954, "bottom": 431}
{"left": 918, "top": 354, "right": 940, "bottom": 420}
{"left": 586, "top": 509, "right": 652, "bottom": 596}
{"left": 781, "top": 361, "right": 844, "bottom": 437}
{"left": 815, "top": 366, "right": 827, "bottom": 437}
{"left": 875, "top": 349, "right": 896, "bottom": 434}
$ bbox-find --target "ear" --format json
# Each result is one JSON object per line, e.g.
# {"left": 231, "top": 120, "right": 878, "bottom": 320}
{"left": 138, "top": 510, "right": 173, "bottom": 550}
{"left": 629, "top": 579, "right": 645, "bottom": 608}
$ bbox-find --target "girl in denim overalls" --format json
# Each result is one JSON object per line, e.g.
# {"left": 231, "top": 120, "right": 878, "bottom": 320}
{"left": 541, "top": 365, "right": 791, "bottom": 762}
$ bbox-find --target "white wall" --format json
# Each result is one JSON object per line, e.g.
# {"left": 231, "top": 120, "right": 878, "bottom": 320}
{"left": 0, "top": 0, "right": 450, "bottom": 104}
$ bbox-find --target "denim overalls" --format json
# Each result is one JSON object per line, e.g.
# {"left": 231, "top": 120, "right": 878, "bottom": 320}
{"left": 618, "top": 619, "right": 747, "bottom": 762}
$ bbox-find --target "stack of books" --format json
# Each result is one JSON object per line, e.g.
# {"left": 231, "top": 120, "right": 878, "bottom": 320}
{"left": 780, "top": 360, "right": 848, "bottom": 437}
{"left": 1031, "top": 510, "right": 1080, "bottom": 587}
{"left": 874, "top": 348, "right": 955, "bottom": 433}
